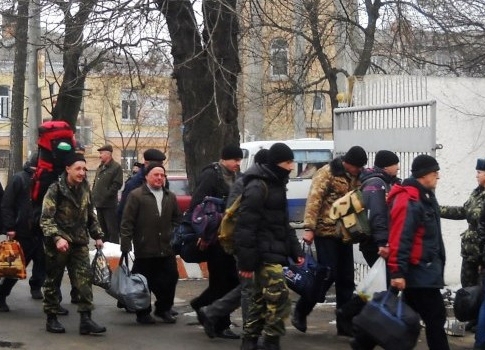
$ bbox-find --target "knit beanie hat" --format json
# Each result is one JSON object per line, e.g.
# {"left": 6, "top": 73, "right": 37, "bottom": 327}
{"left": 374, "top": 150, "right": 400, "bottom": 168}
{"left": 476, "top": 158, "right": 485, "bottom": 171}
{"left": 343, "top": 146, "right": 368, "bottom": 167}
{"left": 268, "top": 143, "right": 294, "bottom": 165}
{"left": 64, "top": 152, "right": 86, "bottom": 167}
{"left": 411, "top": 155, "right": 440, "bottom": 178}
{"left": 254, "top": 149, "right": 269, "bottom": 165}
{"left": 221, "top": 144, "right": 243, "bottom": 160}
{"left": 145, "top": 162, "right": 166, "bottom": 176}
{"left": 143, "top": 149, "right": 166, "bottom": 162}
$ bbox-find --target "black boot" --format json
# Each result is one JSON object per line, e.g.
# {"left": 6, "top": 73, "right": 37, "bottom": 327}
{"left": 46, "top": 314, "right": 65, "bottom": 333}
{"left": 79, "top": 311, "right": 106, "bottom": 335}
{"left": 240, "top": 336, "right": 258, "bottom": 350}
{"left": 262, "top": 336, "right": 280, "bottom": 350}
{"left": 291, "top": 309, "right": 307, "bottom": 333}
{"left": 0, "top": 295, "right": 9, "bottom": 312}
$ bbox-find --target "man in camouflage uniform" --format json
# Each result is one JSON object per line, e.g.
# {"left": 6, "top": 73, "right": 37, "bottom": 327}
{"left": 440, "top": 158, "right": 485, "bottom": 287}
{"left": 41, "top": 153, "right": 106, "bottom": 335}
{"left": 234, "top": 143, "right": 303, "bottom": 350}
{"left": 440, "top": 158, "right": 485, "bottom": 331}
{"left": 293, "top": 146, "right": 367, "bottom": 336}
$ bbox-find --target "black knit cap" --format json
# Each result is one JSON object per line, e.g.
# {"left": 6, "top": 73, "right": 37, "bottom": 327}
{"left": 476, "top": 158, "right": 485, "bottom": 171}
{"left": 254, "top": 149, "right": 269, "bottom": 165}
{"left": 343, "top": 146, "right": 368, "bottom": 167}
{"left": 221, "top": 144, "right": 243, "bottom": 160}
{"left": 268, "top": 143, "right": 294, "bottom": 165}
{"left": 143, "top": 149, "right": 166, "bottom": 162}
{"left": 64, "top": 153, "right": 86, "bottom": 167}
{"left": 374, "top": 150, "right": 400, "bottom": 168}
{"left": 411, "top": 155, "right": 440, "bottom": 178}
{"left": 145, "top": 162, "right": 166, "bottom": 176}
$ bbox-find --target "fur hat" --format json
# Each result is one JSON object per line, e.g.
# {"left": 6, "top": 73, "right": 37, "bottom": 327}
{"left": 221, "top": 144, "right": 243, "bottom": 160}
{"left": 143, "top": 149, "right": 166, "bottom": 162}
{"left": 343, "top": 146, "right": 368, "bottom": 167}
{"left": 411, "top": 155, "right": 440, "bottom": 178}
{"left": 476, "top": 158, "right": 485, "bottom": 171}
{"left": 374, "top": 150, "right": 399, "bottom": 168}
{"left": 64, "top": 153, "right": 86, "bottom": 167}
{"left": 97, "top": 144, "right": 113, "bottom": 153}
{"left": 268, "top": 143, "right": 294, "bottom": 165}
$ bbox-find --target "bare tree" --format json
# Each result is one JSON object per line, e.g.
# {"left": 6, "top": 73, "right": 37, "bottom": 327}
{"left": 8, "top": 1, "right": 29, "bottom": 177}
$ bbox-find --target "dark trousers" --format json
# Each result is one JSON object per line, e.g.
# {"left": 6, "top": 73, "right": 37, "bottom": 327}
{"left": 190, "top": 243, "right": 239, "bottom": 332}
{"left": 132, "top": 256, "right": 179, "bottom": 317}
{"left": 295, "top": 236, "right": 355, "bottom": 317}
{"left": 97, "top": 207, "right": 119, "bottom": 244}
{"left": 0, "top": 235, "right": 45, "bottom": 297}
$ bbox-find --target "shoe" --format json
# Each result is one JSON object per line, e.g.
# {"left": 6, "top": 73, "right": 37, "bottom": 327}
{"left": 0, "top": 297, "right": 9, "bottom": 312}
{"left": 56, "top": 305, "right": 69, "bottom": 316}
{"left": 336, "top": 308, "right": 354, "bottom": 337}
{"left": 170, "top": 308, "right": 179, "bottom": 316}
{"left": 80, "top": 311, "right": 107, "bottom": 335}
{"left": 31, "top": 289, "right": 43, "bottom": 300}
{"left": 215, "top": 328, "right": 240, "bottom": 339}
{"left": 153, "top": 310, "right": 176, "bottom": 324}
{"left": 198, "top": 306, "right": 215, "bottom": 338}
{"left": 136, "top": 314, "right": 156, "bottom": 324}
{"left": 291, "top": 310, "right": 307, "bottom": 333}
{"left": 46, "top": 314, "right": 65, "bottom": 333}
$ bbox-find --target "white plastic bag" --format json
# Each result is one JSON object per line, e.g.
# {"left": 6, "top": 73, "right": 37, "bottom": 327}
{"left": 356, "top": 257, "right": 387, "bottom": 300}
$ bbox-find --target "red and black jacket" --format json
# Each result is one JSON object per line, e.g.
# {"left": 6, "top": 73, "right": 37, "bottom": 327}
{"left": 387, "top": 177, "right": 446, "bottom": 288}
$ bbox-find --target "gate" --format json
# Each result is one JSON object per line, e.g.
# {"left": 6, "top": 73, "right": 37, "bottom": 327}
{"left": 333, "top": 75, "right": 441, "bottom": 279}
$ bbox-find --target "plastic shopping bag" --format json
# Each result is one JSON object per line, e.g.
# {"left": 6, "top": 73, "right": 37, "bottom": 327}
{"left": 91, "top": 248, "right": 112, "bottom": 289}
{"left": 356, "top": 257, "right": 387, "bottom": 300}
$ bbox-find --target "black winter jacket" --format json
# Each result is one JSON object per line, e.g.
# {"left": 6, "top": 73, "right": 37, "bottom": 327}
{"left": 1, "top": 165, "right": 33, "bottom": 238}
{"left": 234, "top": 164, "right": 303, "bottom": 272}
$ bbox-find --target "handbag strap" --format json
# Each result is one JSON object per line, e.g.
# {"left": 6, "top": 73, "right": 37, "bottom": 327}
{"left": 380, "top": 289, "right": 404, "bottom": 320}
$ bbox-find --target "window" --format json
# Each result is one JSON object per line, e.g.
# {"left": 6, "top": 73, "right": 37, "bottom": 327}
{"left": 270, "top": 39, "right": 288, "bottom": 77}
{"left": 313, "top": 93, "right": 325, "bottom": 112}
{"left": 76, "top": 118, "right": 92, "bottom": 146}
{"left": 0, "top": 149, "right": 8, "bottom": 168}
{"left": 121, "top": 149, "right": 137, "bottom": 170}
{"left": 0, "top": 86, "right": 10, "bottom": 119}
{"left": 121, "top": 90, "right": 138, "bottom": 121}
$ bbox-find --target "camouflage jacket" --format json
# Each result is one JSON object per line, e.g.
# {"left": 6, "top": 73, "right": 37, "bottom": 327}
{"left": 41, "top": 173, "right": 104, "bottom": 245}
{"left": 303, "top": 157, "right": 361, "bottom": 237}
{"left": 440, "top": 186, "right": 485, "bottom": 261}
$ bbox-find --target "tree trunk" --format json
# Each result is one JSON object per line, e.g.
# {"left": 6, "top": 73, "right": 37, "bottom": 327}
{"left": 9, "top": 0, "right": 29, "bottom": 179}
{"left": 157, "top": 0, "right": 240, "bottom": 187}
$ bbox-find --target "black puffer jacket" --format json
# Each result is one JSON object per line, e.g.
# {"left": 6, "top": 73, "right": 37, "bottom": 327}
{"left": 234, "top": 163, "right": 302, "bottom": 272}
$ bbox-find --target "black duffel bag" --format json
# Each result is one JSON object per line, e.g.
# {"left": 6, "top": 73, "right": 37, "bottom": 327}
{"left": 454, "top": 285, "right": 483, "bottom": 322}
{"left": 353, "top": 290, "right": 421, "bottom": 350}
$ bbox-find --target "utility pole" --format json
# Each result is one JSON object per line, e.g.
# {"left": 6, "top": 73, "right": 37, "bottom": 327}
{"left": 27, "top": 0, "right": 42, "bottom": 155}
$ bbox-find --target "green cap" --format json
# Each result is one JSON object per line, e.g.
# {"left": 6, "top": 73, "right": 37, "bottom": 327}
{"left": 57, "top": 142, "right": 72, "bottom": 151}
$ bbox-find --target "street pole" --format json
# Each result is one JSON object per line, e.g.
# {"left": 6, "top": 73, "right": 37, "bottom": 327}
{"left": 27, "top": 0, "right": 42, "bottom": 155}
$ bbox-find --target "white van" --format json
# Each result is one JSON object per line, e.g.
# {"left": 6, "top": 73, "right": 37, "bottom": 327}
{"left": 240, "top": 138, "right": 334, "bottom": 223}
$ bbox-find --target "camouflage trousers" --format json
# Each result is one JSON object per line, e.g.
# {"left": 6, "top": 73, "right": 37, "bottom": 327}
{"left": 243, "top": 263, "right": 291, "bottom": 338}
{"left": 43, "top": 242, "right": 94, "bottom": 315}
{"left": 461, "top": 258, "right": 481, "bottom": 287}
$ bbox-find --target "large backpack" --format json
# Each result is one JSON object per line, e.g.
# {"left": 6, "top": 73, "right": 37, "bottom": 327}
{"left": 218, "top": 179, "right": 268, "bottom": 254}
{"left": 329, "top": 177, "right": 386, "bottom": 244}
{"left": 31, "top": 121, "right": 75, "bottom": 207}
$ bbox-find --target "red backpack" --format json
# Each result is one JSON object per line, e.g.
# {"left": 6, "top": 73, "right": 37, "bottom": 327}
{"left": 31, "top": 121, "right": 76, "bottom": 205}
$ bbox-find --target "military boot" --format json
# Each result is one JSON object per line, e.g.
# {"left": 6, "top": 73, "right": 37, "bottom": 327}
{"left": 240, "top": 336, "right": 258, "bottom": 350}
{"left": 262, "top": 335, "right": 280, "bottom": 350}
{"left": 79, "top": 311, "right": 107, "bottom": 335}
{"left": 46, "top": 314, "right": 65, "bottom": 333}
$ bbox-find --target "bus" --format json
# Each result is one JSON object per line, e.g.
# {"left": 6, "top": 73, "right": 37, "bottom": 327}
{"left": 240, "top": 138, "right": 334, "bottom": 223}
